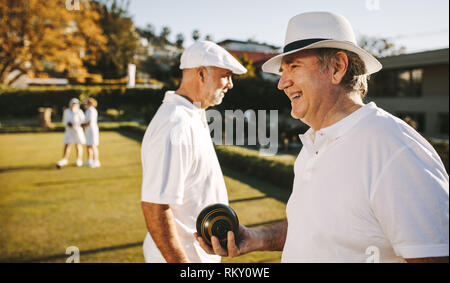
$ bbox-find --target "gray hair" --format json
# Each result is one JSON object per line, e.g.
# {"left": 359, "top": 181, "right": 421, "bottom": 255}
{"left": 314, "top": 48, "right": 370, "bottom": 98}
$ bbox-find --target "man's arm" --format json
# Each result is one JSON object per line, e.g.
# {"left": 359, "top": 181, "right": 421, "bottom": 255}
{"left": 195, "top": 220, "right": 288, "bottom": 257}
{"left": 405, "top": 257, "right": 449, "bottom": 263}
{"left": 141, "top": 201, "right": 189, "bottom": 263}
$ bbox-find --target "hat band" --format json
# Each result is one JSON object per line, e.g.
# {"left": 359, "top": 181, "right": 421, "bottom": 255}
{"left": 283, "top": 38, "right": 329, "bottom": 53}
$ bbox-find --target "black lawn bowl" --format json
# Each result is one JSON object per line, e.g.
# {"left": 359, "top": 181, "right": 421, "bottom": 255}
{"left": 196, "top": 203, "right": 239, "bottom": 248}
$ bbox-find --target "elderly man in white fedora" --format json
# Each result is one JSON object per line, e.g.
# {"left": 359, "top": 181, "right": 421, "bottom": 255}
{"left": 195, "top": 12, "right": 449, "bottom": 263}
{"left": 141, "top": 40, "right": 247, "bottom": 263}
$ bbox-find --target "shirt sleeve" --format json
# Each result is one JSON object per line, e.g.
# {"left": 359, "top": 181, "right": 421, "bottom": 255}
{"left": 370, "top": 143, "right": 449, "bottom": 259}
{"left": 62, "top": 109, "right": 69, "bottom": 126}
{"left": 141, "top": 121, "right": 194, "bottom": 205}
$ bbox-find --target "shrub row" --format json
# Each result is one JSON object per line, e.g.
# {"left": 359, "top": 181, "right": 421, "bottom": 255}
{"left": 0, "top": 87, "right": 166, "bottom": 123}
{"left": 0, "top": 78, "right": 287, "bottom": 120}
{"left": 214, "top": 145, "right": 295, "bottom": 190}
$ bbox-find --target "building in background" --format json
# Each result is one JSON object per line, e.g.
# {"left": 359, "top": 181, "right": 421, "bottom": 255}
{"left": 218, "top": 39, "right": 280, "bottom": 81}
{"left": 367, "top": 48, "right": 449, "bottom": 139}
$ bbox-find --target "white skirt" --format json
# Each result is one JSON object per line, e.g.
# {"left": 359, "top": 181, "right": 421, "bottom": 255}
{"left": 64, "top": 127, "right": 86, "bottom": 144}
{"left": 85, "top": 125, "right": 99, "bottom": 146}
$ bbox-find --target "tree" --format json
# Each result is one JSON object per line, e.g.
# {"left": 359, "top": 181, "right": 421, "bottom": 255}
{"left": 86, "top": 0, "right": 139, "bottom": 79}
{"left": 192, "top": 29, "right": 200, "bottom": 41}
{"left": 137, "top": 24, "right": 156, "bottom": 43}
{"left": 358, "top": 35, "right": 406, "bottom": 58}
{"left": 175, "top": 33, "right": 185, "bottom": 48}
{"left": 0, "top": 0, "right": 106, "bottom": 85}
{"left": 236, "top": 53, "right": 255, "bottom": 78}
{"left": 160, "top": 26, "right": 171, "bottom": 45}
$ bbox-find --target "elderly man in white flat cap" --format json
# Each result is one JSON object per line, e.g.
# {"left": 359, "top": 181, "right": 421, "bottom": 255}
{"left": 140, "top": 40, "right": 246, "bottom": 263}
{"left": 196, "top": 12, "right": 449, "bottom": 263}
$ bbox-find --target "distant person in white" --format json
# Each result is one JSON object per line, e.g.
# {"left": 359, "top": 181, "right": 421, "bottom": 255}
{"left": 140, "top": 41, "right": 247, "bottom": 263}
{"left": 196, "top": 12, "right": 449, "bottom": 263}
{"left": 82, "top": 98, "right": 101, "bottom": 168}
{"left": 56, "top": 98, "right": 86, "bottom": 168}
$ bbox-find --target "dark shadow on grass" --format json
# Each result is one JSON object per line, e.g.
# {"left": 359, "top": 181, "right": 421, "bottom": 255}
{"left": 0, "top": 241, "right": 143, "bottom": 263}
{"left": 0, "top": 164, "right": 57, "bottom": 173}
{"left": 229, "top": 196, "right": 268, "bottom": 204}
{"left": 222, "top": 167, "right": 291, "bottom": 204}
{"left": 117, "top": 130, "right": 144, "bottom": 144}
{"left": 34, "top": 174, "right": 141, "bottom": 186}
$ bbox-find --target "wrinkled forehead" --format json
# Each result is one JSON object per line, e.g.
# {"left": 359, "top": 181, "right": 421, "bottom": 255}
{"left": 281, "top": 49, "right": 318, "bottom": 65}
{"left": 279, "top": 49, "right": 318, "bottom": 72}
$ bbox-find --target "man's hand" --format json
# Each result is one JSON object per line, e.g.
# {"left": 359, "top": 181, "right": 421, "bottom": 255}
{"left": 194, "top": 220, "right": 287, "bottom": 258}
{"left": 194, "top": 224, "right": 257, "bottom": 258}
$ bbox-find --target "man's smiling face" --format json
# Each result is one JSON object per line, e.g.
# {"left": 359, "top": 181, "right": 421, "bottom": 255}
{"left": 277, "top": 49, "right": 332, "bottom": 125}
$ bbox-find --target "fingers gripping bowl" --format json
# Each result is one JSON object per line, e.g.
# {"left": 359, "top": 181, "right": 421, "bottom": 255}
{"left": 196, "top": 203, "right": 239, "bottom": 248}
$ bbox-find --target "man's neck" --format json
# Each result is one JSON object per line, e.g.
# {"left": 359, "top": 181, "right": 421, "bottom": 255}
{"left": 311, "top": 91, "right": 363, "bottom": 131}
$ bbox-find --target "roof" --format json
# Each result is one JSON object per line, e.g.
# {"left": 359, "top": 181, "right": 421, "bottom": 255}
{"left": 226, "top": 50, "right": 279, "bottom": 66}
{"left": 217, "top": 39, "right": 280, "bottom": 51}
{"left": 379, "top": 48, "right": 449, "bottom": 70}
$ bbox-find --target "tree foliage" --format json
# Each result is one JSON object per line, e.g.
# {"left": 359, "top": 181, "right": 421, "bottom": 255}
{"left": 86, "top": 0, "right": 139, "bottom": 79}
{"left": 358, "top": 35, "right": 406, "bottom": 58}
{"left": 0, "top": 0, "right": 107, "bottom": 85}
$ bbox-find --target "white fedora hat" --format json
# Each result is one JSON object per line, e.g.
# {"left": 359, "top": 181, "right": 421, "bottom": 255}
{"left": 262, "top": 12, "right": 382, "bottom": 75}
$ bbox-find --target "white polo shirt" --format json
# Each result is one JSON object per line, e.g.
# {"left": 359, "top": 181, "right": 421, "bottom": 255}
{"left": 141, "top": 91, "right": 228, "bottom": 263}
{"left": 282, "top": 102, "right": 449, "bottom": 263}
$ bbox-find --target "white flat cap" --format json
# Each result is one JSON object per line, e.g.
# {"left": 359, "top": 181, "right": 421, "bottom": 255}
{"left": 180, "top": 40, "right": 247, "bottom": 75}
{"left": 69, "top": 98, "right": 80, "bottom": 105}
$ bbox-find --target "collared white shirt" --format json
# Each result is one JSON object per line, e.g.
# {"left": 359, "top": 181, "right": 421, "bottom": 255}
{"left": 141, "top": 91, "right": 228, "bottom": 263}
{"left": 282, "top": 102, "right": 449, "bottom": 263}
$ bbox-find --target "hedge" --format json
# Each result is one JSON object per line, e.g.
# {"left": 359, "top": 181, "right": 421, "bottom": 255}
{"left": 214, "top": 145, "right": 295, "bottom": 190}
{"left": 0, "top": 87, "right": 166, "bottom": 123}
{"left": 0, "top": 78, "right": 287, "bottom": 120}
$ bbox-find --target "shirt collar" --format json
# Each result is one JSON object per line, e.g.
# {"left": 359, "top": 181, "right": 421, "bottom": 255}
{"left": 163, "top": 91, "right": 207, "bottom": 127}
{"left": 299, "top": 102, "right": 377, "bottom": 147}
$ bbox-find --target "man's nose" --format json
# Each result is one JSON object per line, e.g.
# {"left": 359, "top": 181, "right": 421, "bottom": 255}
{"left": 227, "top": 76, "right": 233, "bottom": 89}
{"left": 278, "top": 71, "right": 293, "bottom": 91}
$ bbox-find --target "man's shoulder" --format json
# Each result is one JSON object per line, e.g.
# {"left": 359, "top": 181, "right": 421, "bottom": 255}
{"left": 357, "top": 105, "right": 435, "bottom": 155}
{"left": 142, "top": 103, "right": 196, "bottom": 145}
{"left": 154, "top": 102, "right": 197, "bottom": 128}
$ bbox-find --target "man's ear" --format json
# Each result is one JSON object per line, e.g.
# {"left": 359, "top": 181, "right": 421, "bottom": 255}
{"left": 197, "top": 67, "right": 207, "bottom": 83}
{"left": 331, "top": 52, "right": 349, "bottom": 85}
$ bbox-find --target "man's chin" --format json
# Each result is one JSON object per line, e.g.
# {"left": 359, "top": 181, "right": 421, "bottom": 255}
{"left": 212, "top": 97, "right": 224, "bottom": 106}
{"left": 291, "top": 110, "right": 305, "bottom": 121}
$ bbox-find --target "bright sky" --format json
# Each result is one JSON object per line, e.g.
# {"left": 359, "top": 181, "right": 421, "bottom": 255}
{"left": 128, "top": 0, "right": 449, "bottom": 53}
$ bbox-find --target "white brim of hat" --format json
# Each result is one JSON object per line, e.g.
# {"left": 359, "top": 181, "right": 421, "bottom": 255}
{"left": 262, "top": 40, "right": 382, "bottom": 76}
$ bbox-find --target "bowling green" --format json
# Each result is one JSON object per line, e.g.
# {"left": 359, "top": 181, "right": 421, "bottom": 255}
{"left": 0, "top": 131, "right": 288, "bottom": 263}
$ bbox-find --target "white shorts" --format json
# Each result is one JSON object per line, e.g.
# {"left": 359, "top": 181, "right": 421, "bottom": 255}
{"left": 85, "top": 125, "right": 99, "bottom": 146}
{"left": 63, "top": 127, "right": 86, "bottom": 144}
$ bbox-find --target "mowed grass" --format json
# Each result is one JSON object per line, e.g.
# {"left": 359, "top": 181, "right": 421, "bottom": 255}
{"left": 0, "top": 132, "right": 288, "bottom": 263}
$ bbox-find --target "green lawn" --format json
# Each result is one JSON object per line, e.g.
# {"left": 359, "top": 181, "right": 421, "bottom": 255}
{"left": 0, "top": 132, "right": 288, "bottom": 263}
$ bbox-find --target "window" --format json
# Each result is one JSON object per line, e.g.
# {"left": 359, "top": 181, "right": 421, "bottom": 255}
{"left": 368, "top": 68, "right": 423, "bottom": 97}
{"left": 438, "top": 113, "right": 449, "bottom": 135}
{"left": 396, "top": 112, "right": 425, "bottom": 133}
